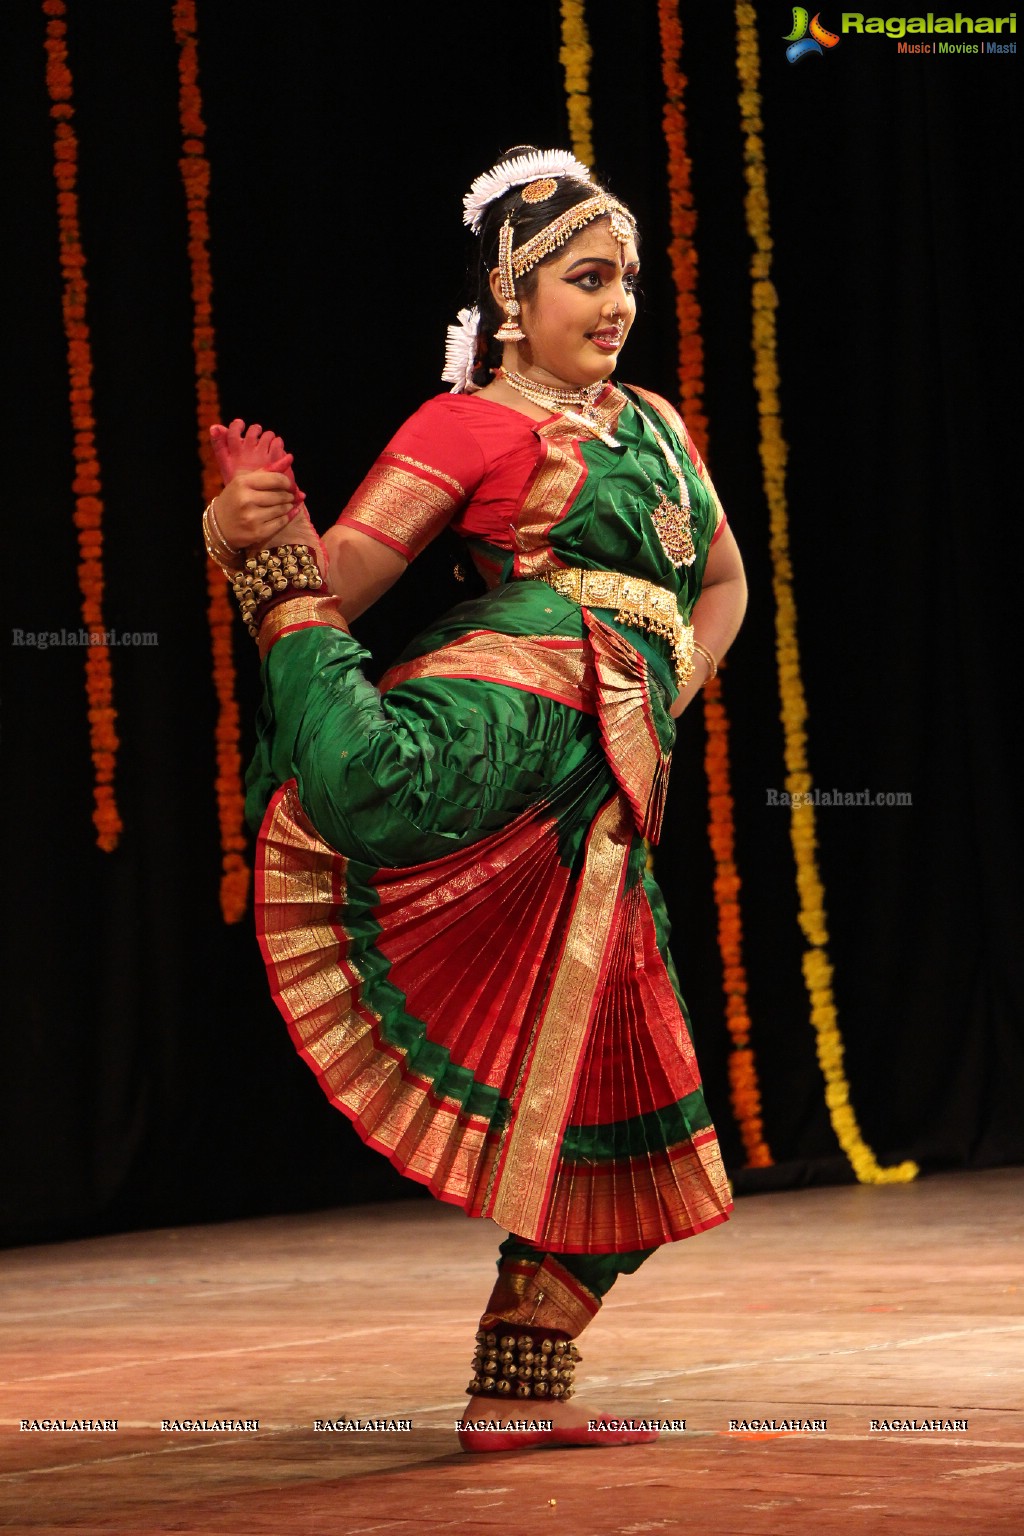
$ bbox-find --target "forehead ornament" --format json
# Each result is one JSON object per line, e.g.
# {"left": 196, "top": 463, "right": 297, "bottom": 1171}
{"left": 510, "top": 193, "right": 637, "bottom": 279}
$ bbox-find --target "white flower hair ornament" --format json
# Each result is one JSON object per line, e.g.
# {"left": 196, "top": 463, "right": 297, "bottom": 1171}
{"left": 441, "top": 306, "right": 482, "bottom": 394}
{"left": 462, "top": 150, "right": 591, "bottom": 234}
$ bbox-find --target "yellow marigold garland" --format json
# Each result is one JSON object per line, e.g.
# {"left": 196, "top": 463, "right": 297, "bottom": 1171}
{"left": 43, "top": 0, "right": 122, "bottom": 852}
{"left": 558, "top": 0, "right": 594, "bottom": 165}
{"left": 733, "top": 4, "right": 916, "bottom": 1184}
{"left": 657, "top": 2, "right": 771, "bottom": 1167}
{"left": 656, "top": 0, "right": 708, "bottom": 456}
{"left": 172, "top": 0, "right": 249, "bottom": 922}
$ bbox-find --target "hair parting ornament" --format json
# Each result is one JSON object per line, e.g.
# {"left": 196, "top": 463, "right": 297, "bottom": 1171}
{"left": 441, "top": 148, "right": 638, "bottom": 392}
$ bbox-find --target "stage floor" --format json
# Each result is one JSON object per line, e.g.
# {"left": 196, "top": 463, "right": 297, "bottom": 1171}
{"left": 1, "top": 1168, "right": 1021, "bottom": 1534}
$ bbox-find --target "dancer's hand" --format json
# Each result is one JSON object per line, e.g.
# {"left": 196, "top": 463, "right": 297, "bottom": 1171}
{"left": 212, "top": 471, "right": 299, "bottom": 554}
{"left": 210, "top": 419, "right": 305, "bottom": 506}
{"left": 212, "top": 477, "right": 329, "bottom": 584}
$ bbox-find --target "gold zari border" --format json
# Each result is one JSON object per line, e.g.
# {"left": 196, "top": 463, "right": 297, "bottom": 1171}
{"left": 585, "top": 615, "right": 671, "bottom": 842}
{"left": 257, "top": 784, "right": 492, "bottom": 1207}
{"left": 340, "top": 458, "right": 460, "bottom": 558}
{"left": 512, "top": 396, "right": 627, "bottom": 579}
{"left": 480, "top": 1256, "right": 602, "bottom": 1338}
{"left": 258, "top": 594, "right": 351, "bottom": 661}
{"left": 489, "top": 793, "right": 632, "bottom": 1238}
{"left": 388, "top": 453, "right": 466, "bottom": 498}
{"left": 379, "top": 631, "right": 595, "bottom": 711}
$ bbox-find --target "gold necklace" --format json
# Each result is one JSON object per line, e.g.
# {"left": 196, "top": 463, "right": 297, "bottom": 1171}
{"left": 498, "top": 367, "right": 620, "bottom": 448}
{"left": 631, "top": 401, "right": 696, "bottom": 568}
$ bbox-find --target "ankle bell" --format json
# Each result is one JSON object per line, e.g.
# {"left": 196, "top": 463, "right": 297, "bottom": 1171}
{"left": 466, "top": 1330, "right": 581, "bottom": 1401}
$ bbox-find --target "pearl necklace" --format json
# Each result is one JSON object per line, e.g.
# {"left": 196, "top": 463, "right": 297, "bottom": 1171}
{"left": 498, "top": 367, "right": 620, "bottom": 447}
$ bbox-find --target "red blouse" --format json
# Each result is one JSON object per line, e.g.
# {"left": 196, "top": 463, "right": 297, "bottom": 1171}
{"left": 335, "top": 391, "right": 726, "bottom": 562}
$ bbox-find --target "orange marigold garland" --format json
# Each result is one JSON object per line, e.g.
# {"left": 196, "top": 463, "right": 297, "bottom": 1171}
{"left": 656, "top": 0, "right": 709, "bottom": 457}
{"left": 43, "top": 0, "right": 122, "bottom": 852}
{"left": 656, "top": 1, "right": 772, "bottom": 1167}
{"left": 172, "top": 0, "right": 249, "bottom": 922}
{"left": 703, "top": 673, "right": 772, "bottom": 1166}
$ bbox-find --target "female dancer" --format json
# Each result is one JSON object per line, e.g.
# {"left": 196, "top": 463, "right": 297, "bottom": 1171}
{"left": 204, "top": 148, "right": 747, "bottom": 1452}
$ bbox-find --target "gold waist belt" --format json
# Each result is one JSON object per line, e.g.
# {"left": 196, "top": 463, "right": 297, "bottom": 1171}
{"left": 537, "top": 566, "right": 694, "bottom": 689}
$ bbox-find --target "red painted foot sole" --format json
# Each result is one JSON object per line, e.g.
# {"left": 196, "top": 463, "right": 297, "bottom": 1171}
{"left": 458, "top": 1425, "right": 661, "bottom": 1453}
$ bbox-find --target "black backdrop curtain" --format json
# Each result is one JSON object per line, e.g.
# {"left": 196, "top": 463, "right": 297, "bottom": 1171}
{"left": 3, "top": 1, "right": 1020, "bottom": 1246}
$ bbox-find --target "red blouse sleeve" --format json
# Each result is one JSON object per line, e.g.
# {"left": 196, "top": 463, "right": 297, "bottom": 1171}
{"left": 334, "top": 397, "right": 486, "bottom": 560}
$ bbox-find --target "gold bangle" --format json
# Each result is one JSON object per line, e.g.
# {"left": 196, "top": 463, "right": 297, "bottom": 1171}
{"left": 207, "top": 499, "right": 239, "bottom": 554}
{"left": 202, "top": 499, "right": 244, "bottom": 575}
{"left": 693, "top": 640, "right": 717, "bottom": 684}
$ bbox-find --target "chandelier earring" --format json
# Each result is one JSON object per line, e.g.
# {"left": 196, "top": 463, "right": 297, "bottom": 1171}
{"left": 494, "top": 220, "right": 527, "bottom": 343}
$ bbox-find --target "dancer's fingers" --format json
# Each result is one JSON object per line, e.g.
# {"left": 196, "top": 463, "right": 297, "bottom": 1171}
{"left": 241, "top": 470, "right": 293, "bottom": 492}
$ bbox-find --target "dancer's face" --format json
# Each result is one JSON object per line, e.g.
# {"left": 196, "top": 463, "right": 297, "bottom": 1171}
{"left": 500, "top": 219, "right": 640, "bottom": 388}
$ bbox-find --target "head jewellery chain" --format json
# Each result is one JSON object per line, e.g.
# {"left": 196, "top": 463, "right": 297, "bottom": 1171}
{"left": 442, "top": 150, "right": 637, "bottom": 393}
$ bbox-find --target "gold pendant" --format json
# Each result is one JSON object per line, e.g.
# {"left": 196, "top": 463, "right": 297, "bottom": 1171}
{"left": 650, "top": 491, "right": 696, "bottom": 568}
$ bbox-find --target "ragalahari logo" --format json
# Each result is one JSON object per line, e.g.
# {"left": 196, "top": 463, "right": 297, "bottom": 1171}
{"left": 784, "top": 8, "right": 842, "bottom": 61}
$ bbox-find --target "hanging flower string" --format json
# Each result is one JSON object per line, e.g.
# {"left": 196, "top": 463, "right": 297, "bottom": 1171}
{"left": 704, "top": 675, "right": 773, "bottom": 1166}
{"left": 559, "top": 0, "right": 595, "bottom": 165}
{"left": 172, "top": 0, "right": 249, "bottom": 922}
{"left": 657, "top": 1, "right": 771, "bottom": 1167}
{"left": 656, "top": 0, "right": 709, "bottom": 458}
{"left": 733, "top": 4, "right": 916, "bottom": 1184}
{"left": 42, "top": 0, "right": 122, "bottom": 852}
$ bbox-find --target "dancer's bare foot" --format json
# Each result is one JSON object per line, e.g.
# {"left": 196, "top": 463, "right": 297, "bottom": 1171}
{"left": 280, "top": 506, "right": 329, "bottom": 583}
{"left": 208, "top": 420, "right": 327, "bottom": 582}
{"left": 458, "top": 1393, "right": 660, "bottom": 1452}
{"left": 210, "top": 419, "right": 304, "bottom": 505}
